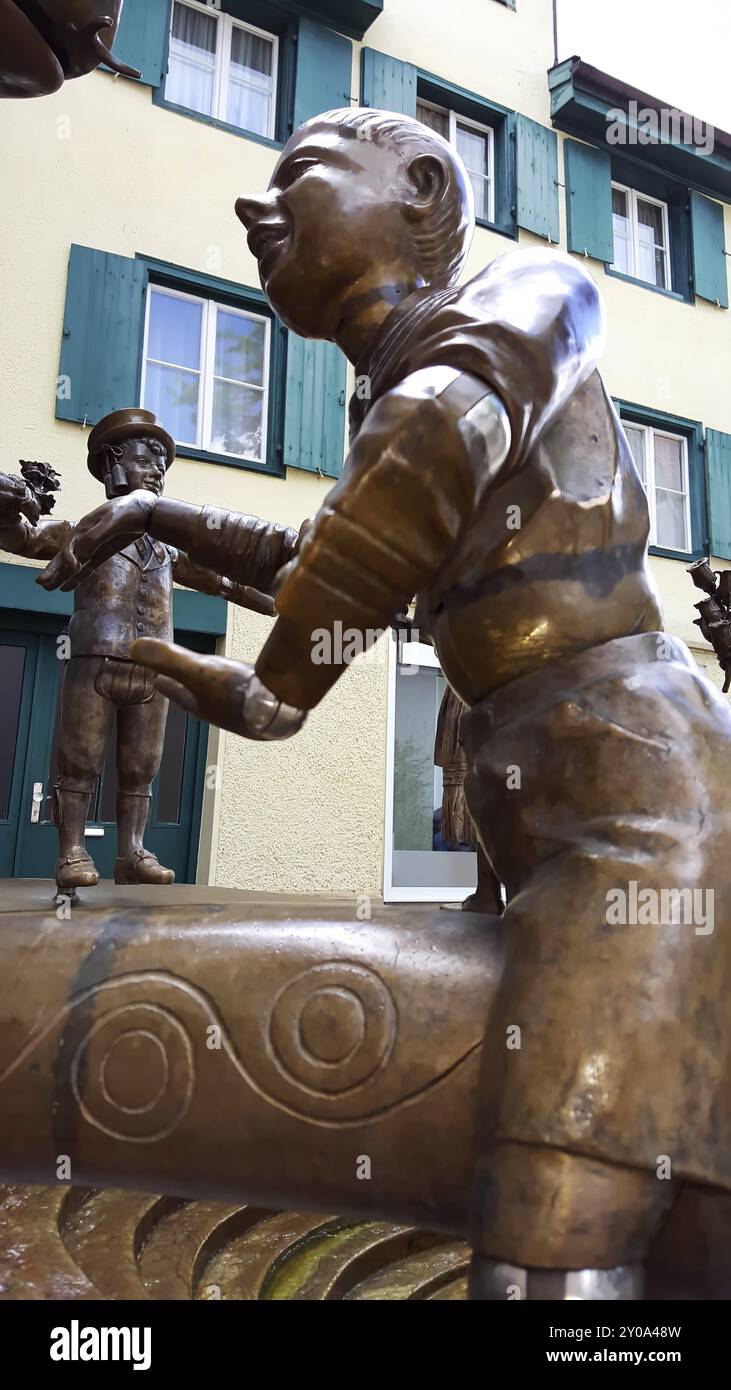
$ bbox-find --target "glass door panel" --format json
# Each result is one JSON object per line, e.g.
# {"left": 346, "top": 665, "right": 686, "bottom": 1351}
{"left": 385, "top": 636, "right": 477, "bottom": 902}
{"left": 0, "top": 631, "right": 38, "bottom": 877}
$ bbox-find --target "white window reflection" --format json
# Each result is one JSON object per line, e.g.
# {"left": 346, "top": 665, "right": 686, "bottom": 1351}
{"left": 611, "top": 182, "right": 671, "bottom": 290}
{"left": 385, "top": 637, "right": 477, "bottom": 902}
{"left": 142, "top": 286, "right": 270, "bottom": 464}
{"left": 166, "top": 0, "right": 278, "bottom": 140}
{"left": 623, "top": 420, "right": 691, "bottom": 552}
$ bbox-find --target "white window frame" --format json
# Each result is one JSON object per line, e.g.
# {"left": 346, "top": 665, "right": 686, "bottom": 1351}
{"left": 166, "top": 0, "right": 279, "bottom": 140}
{"left": 416, "top": 98, "right": 495, "bottom": 225}
{"left": 141, "top": 283, "right": 271, "bottom": 464}
{"left": 611, "top": 181, "right": 671, "bottom": 291}
{"left": 623, "top": 420, "right": 692, "bottom": 554}
{"left": 383, "top": 634, "right": 478, "bottom": 903}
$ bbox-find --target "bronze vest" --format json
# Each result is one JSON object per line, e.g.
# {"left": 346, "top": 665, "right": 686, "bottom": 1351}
{"left": 68, "top": 536, "right": 173, "bottom": 660}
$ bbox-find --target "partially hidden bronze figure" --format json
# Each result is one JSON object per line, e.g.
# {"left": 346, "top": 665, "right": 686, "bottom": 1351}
{"left": 688, "top": 557, "right": 731, "bottom": 690}
{"left": 1, "top": 408, "right": 296, "bottom": 897}
{"left": 0, "top": 0, "right": 138, "bottom": 98}
{"left": 45, "top": 108, "right": 731, "bottom": 1299}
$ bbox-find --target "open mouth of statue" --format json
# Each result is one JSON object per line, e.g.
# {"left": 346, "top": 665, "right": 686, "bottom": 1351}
{"left": 13, "top": 0, "right": 139, "bottom": 80}
{"left": 247, "top": 223, "right": 289, "bottom": 276}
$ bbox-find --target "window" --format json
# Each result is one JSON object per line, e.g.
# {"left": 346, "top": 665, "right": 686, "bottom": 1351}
{"left": 384, "top": 636, "right": 477, "bottom": 902}
{"left": 611, "top": 183, "right": 671, "bottom": 291}
{"left": 165, "top": 0, "right": 278, "bottom": 139}
{"left": 417, "top": 98, "right": 495, "bottom": 224}
{"left": 141, "top": 285, "right": 270, "bottom": 463}
{"left": 623, "top": 422, "right": 691, "bottom": 552}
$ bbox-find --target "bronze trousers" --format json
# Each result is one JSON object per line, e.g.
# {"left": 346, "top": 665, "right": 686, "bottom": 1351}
{"left": 56, "top": 655, "right": 169, "bottom": 797}
{"left": 460, "top": 631, "right": 731, "bottom": 1265}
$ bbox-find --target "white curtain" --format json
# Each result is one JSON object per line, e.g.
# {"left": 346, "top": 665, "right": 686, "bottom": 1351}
{"left": 455, "top": 125, "right": 490, "bottom": 221}
{"left": 166, "top": 2, "right": 218, "bottom": 118}
{"left": 227, "top": 26, "right": 274, "bottom": 137}
{"left": 623, "top": 424, "right": 647, "bottom": 484}
{"left": 637, "top": 198, "right": 666, "bottom": 288}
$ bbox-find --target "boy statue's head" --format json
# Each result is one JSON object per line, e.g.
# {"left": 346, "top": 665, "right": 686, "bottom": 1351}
{"left": 235, "top": 107, "right": 475, "bottom": 350}
{"left": 87, "top": 408, "right": 175, "bottom": 500}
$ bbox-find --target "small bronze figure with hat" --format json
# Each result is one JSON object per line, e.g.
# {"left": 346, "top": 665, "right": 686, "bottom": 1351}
{"left": 688, "top": 558, "right": 731, "bottom": 692}
{"left": 0, "top": 407, "right": 297, "bottom": 899}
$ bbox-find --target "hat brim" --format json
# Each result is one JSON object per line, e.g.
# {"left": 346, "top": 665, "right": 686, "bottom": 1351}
{"left": 88, "top": 422, "right": 176, "bottom": 481}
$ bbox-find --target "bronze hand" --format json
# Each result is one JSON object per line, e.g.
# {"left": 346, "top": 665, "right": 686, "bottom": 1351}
{"left": 36, "top": 489, "right": 156, "bottom": 591}
{"left": 130, "top": 638, "right": 307, "bottom": 741}
{"left": 0, "top": 470, "right": 41, "bottom": 527}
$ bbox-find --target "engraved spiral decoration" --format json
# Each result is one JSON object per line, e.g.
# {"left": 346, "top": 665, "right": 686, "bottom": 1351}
{"left": 266, "top": 963, "right": 397, "bottom": 1096}
{"left": 71, "top": 1003, "right": 195, "bottom": 1143}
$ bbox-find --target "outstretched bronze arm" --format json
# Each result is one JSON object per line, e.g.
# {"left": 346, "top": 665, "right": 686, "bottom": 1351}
{"left": 170, "top": 548, "right": 275, "bottom": 618}
{"left": 253, "top": 251, "right": 605, "bottom": 712}
{"left": 161, "top": 501, "right": 299, "bottom": 597}
{"left": 129, "top": 251, "right": 604, "bottom": 734}
{"left": 126, "top": 373, "right": 509, "bottom": 736}
{"left": 37, "top": 493, "right": 299, "bottom": 597}
{"left": 0, "top": 513, "right": 71, "bottom": 561}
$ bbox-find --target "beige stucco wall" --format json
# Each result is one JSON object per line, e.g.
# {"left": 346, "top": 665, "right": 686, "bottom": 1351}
{"left": 368, "top": 0, "right": 555, "bottom": 125}
{"left": 0, "top": 0, "right": 728, "bottom": 894}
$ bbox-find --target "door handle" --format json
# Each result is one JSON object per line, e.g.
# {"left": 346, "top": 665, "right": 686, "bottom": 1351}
{"left": 30, "top": 782, "right": 44, "bottom": 824}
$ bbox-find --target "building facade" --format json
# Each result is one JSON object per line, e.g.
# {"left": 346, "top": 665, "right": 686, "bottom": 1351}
{"left": 1, "top": 0, "right": 729, "bottom": 898}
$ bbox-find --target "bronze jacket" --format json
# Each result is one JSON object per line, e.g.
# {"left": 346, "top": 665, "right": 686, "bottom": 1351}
{"left": 256, "top": 250, "right": 662, "bottom": 710}
{"left": 69, "top": 536, "right": 173, "bottom": 660}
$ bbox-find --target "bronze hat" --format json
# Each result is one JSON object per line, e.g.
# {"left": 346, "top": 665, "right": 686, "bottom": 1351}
{"left": 87, "top": 409, "right": 176, "bottom": 482}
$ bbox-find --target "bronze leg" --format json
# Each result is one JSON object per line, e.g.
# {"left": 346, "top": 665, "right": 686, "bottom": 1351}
{"left": 54, "top": 657, "right": 114, "bottom": 892}
{"left": 462, "top": 844, "right": 503, "bottom": 914}
{"left": 469, "top": 1141, "right": 678, "bottom": 1300}
{"left": 115, "top": 684, "right": 174, "bottom": 882}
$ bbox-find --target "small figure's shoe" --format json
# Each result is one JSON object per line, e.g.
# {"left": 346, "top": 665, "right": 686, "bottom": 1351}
{"left": 461, "top": 884, "right": 504, "bottom": 915}
{"left": 54, "top": 850, "right": 100, "bottom": 897}
{"left": 114, "top": 849, "right": 175, "bottom": 885}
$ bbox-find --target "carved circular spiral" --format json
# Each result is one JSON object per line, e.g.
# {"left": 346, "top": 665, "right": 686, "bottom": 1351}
{"left": 71, "top": 1004, "right": 194, "bottom": 1142}
{"left": 267, "top": 963, "right": 397, "bottom": 1095}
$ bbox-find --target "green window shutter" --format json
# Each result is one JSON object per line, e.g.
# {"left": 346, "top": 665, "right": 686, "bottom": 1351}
{"left": 516, "top": 116, "right": 559, "bottom": 242}
{"left": 690, "top": 191, "right": 728, "bottom": 309}
{"left": 293, "top": 18, "right": 353, "bottom": 130}
{"left": 111, "top": 0, "right": 170, "bottom": 88}
{"left": 57, "top": 246, "right": 147, "bottom": 426}
{"left": 284, "top": 337, "right": 347, "bottom": 479}
{"left": 706, "top": 430, "right": 731, "bottom": 560}
{"left": 361, "top": 48, "right": 417, "bottom": 115}
{"left": 564, "top": 139, "right": 614, "bottom": 262}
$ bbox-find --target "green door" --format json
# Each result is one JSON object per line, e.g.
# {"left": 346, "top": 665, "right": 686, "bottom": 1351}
{"left": 4, "top": 614, "right": 211, "bottom": 883}
{"left": 0, "top": 629, "right": 39, "bottom": 877}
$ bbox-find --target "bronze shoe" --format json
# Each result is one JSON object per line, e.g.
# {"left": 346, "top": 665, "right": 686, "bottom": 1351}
{"left": 114, "top": 850, "right": 175, "bottom": 886}
{"left": 54, "top": 850, "right": 100, "bottom": 894}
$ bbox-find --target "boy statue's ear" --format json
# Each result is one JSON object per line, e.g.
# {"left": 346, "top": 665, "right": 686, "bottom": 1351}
{"left": 403, "top": 153, "right": 450, "bottom": 222}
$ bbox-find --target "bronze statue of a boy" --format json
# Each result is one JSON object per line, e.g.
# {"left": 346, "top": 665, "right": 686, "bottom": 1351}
{"left": 45, "top": 109, "right": 731, "bottom": 1298}
{"left": 2, "top": 407, "right": 296, "bottom": 895}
